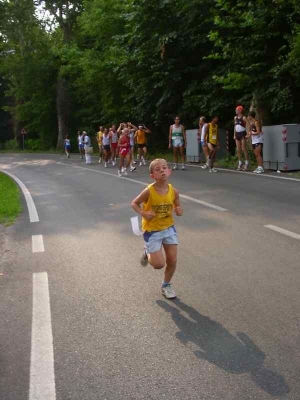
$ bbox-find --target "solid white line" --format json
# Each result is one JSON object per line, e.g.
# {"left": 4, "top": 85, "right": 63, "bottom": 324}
{"left": 29, "top": 272, "right": 56, "bottom": 400}
{"left": 186, "top": 163, "right": 300, "bottom": 182}
{"left": 58, "top": 162, "right": 227, "bottom": 211}
{"left": 264, "top": 225, "right": 300, "bottom": 240}
{"left": 0, "top": 170, "right": 39, "bottom": 222}
{"left": 32, "top": 235, "right": 45, "bottom": 253}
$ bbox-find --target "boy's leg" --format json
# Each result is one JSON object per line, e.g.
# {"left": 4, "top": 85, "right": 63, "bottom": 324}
{"left": 148, "top": 249, "right": 165, "bottom": 269}
{"left": 162, "top": 244, "right": 177, "bottom": 284}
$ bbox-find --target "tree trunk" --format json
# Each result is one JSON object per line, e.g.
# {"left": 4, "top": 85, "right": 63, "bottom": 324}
{"left": 250, "top": 93, "right": 272, "bottom": 125}
{"left": 56, "top": 76, "right": 70, "bottom": 149}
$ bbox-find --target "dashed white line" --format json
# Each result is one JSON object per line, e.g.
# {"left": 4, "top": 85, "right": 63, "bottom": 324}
{"left": 264, "top": 225, "right": 300, "bottom": 240}
{"left": 0, "top": 170, "right": 39, "bottom": 222}
{"left": 29, "top": 272, "right": 56, "bottom": 400}
{"left": 32, "top": 235, "right": 45, "bottom": 253}
{"left": 58, "top": 162, "right": 227, "bottom": 212}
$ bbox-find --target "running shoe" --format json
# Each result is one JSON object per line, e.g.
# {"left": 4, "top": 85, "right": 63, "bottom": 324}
{"left": 253, "top": 168, "right": 258, "bottom": 173}
{"left": 142, "top": 160, "right": 147, "bottom": 166}
{"left": 130, "top": 166, "right": 136, "bottom": 172}
{"left": 98, "top": 158, "right": 102, "bottom": 164}
{"left": 139, "top": 162, "right": 143, "bottom": 166}
{"left": 237, "top": 163, "right": 243, "bottom": 171}
{"left": 104, "top": 162, "right": 107, "bottom": 168}
{"left": 200, "top": 164, "right": 208, "bottom": 169}
{"left": 173, "top": 164, "right": 178, "bottom": 170}
{"left": 132, "top": 161, "right": 137, "bottom": 164}
{"left": 181, "top": 164, "right": 186, "bottom": 170}
{"left": 67, "top": 153, "right": 70, "bottom": 158}
{"left": 161, "top": 284, "right": 176, "bottom": 299}
{"left": 112, "top": 161, "right": 116, "bottom": 166}
{"left": 256, "top": 167, "right": 264, "bottom": 174}
{"left": 124, "top": 169, "right": 128, "bottom": 176}
{"left": 140, "top": 250, "right": 148, "bottom": 267}
{"left": 209, "top": 168, "right": 218, "bottom": 173}
{"left": 118, "top": 170, "right": 122, "bottom": 177}
{"left": 121, "top": 167, "right": 126, "bottom": 173}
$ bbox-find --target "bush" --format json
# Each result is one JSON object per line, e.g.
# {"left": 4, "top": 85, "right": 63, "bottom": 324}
{"left": 4, "top": 139, "right": 19, "bottom": 150}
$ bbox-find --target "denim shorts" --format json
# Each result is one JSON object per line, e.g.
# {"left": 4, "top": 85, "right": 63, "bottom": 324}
{"left": 143, "top": 225, "right": 178, "bottom": 254}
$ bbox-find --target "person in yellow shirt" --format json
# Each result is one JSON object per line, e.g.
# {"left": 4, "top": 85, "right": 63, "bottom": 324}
{"left": 206, "top": 116, "right": 219, "bottom": 173}
{"left": 134, "top": 124, "right": 151, "bottom": 166}
{"left": 131, "top": 158, "right": 183, "bottom": 299}
{"left": 96, "top": 126, "right": 104, "bottom": 163}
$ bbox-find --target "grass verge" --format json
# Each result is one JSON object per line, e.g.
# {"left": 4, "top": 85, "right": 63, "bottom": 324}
{"left": 0, "top": 172, "right": 22, "bottom": 226}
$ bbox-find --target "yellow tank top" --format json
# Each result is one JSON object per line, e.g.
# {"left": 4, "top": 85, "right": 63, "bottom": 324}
{"left": 208, "top": 123, "right": 218, "bottom": 145}
{"left": 142, "top": 183, "right": 175, "bottom": 232}
{"left": 136, "top": 130, "right": 146, "bottom": 144}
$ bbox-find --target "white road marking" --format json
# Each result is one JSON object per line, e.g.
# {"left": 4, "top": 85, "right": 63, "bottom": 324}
{"left": 264, "top": 225, "right": 300, "bottom": 240}
{"left": 0, "top": 170, "right": 39, "bottom": 222}
{"left": 180, "top": 194, "right": 227, "bottom": 211}
{"left": 29, "top": 272, "right": 56, "bottom": 400}
{"left": 32, "top": 235, "right": 45, "bottom": 253}
{"left": 58, "top": 162, "right": 227, "bottom": 212}
{"left": 186, "top": 163, "right": 300, "bottom": 182}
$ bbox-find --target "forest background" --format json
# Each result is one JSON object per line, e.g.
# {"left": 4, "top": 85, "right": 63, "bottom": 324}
{"left": 1, "top": 0, "right": 300, "bottom": 152}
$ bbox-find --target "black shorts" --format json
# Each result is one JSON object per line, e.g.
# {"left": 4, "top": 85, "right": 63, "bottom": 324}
{"left": 103, "top": 145, "right": 111, "bottom": 152}
{"left": 138, "top": 143, "right": 147, "bottom": 149}
{"left": 252, "top": 143, "right": 263, "bottom": 150}
{"left": 235, "top": 131, "right": 247, "bottom": 141}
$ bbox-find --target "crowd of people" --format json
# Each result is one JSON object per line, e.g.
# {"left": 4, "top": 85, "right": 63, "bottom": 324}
{"left": 63, "top": 106, "right": 264, "bottom": 176}
{"left": 197, "top": 106, "right": 264, "bottom": 174}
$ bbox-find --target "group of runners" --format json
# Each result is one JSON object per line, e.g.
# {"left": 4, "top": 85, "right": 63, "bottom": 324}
{"left": 197, "top": 106, "right": 264, "bottom": 174}
{"left": 64, "top": 106, "right": 264, "bottom": 177}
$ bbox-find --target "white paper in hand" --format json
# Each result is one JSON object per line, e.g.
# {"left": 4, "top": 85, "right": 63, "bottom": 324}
{"left": 131, "top": 216, "right": 143, "bottom": 236}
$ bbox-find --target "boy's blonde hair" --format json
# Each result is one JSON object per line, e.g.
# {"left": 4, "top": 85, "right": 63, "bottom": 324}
{"left": 149, "top": 158, "right": 168, "bottom": 173}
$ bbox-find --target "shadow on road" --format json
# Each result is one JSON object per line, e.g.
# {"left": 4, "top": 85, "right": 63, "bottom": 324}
{"left": 157, "top": 299, "right": 289, "bottom": 397}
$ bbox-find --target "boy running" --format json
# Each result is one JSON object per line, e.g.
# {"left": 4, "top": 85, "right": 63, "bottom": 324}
{"left": 131, "top": 158, "right": 183, "bottom": 299}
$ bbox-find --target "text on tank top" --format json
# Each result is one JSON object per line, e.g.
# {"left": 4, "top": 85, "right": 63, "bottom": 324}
{"left": 142, "top": 183, "right": 175, "bottom": 232}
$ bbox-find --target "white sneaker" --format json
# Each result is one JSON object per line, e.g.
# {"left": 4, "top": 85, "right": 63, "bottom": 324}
{"left": 253, "top": 168, "right": 258, "bottom": 173}
{"left": 121, "top": 167, "right": 126, "bottom": 173}
{"left": 209, "top": 168, "right": 217, "bottom": 173}
{"left": 161, "top": 284, "right": 176, "bottom": 299}
{"left": 98, "top": 158, "right": 102, "bottom": 164}
{"left": 130, "top": 166, "right": 136, "bottom": 172}
{"left": 181, "top": 164, "right": 186, "bottom": 170}
{"left": 200, "top": 164, "right": 208, "bottom": 169}
{"left": 142, "top": 160, "right": 147, "bottom": 166}
{"left": 256, "top": 167, "right": 264, "bottom": 174}
{"left": 140, "top": 250, "right": 148, "bottom": 267}
{"left": 237, "top": 162, "right": 243, "bottom": 171}
{"left": 132, "top": 161, "right": 137, "bottom": 164}
{"left": 123, "top": 168, "right": 128, "bottom": 176}
{"left": 173, "top": 164, "right": 178, "bottom": 170}
{"left": 112, "top": 161, "right": 116, "bottom": 166}
{"left": 104, "top": 162, "right": 108, "bottom": 168}
{"left": 139, "top": 162, "right": 143, "bottom": 166}
{"left": 118, "top": 170, "right": 122, "bottom": 177}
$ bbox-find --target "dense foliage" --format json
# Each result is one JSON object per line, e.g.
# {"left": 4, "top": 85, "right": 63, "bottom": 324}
{"left": 1, "top": 0, "right": 300, "bottom": 149}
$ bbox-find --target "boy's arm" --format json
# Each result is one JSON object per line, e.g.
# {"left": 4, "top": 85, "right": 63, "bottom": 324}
{"left": 173, "top": 188, "right": 183, "bottom": 216}
{"left": 144, "top": 125, "right": 151, "bottom": 133}
{"left": 131, "top": 188, "right": 155, "bottom": 220}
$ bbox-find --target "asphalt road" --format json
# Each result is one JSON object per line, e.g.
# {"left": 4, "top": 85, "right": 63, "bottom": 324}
{"left": 0, "top": 153, "right": 300, "bottom": 400}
